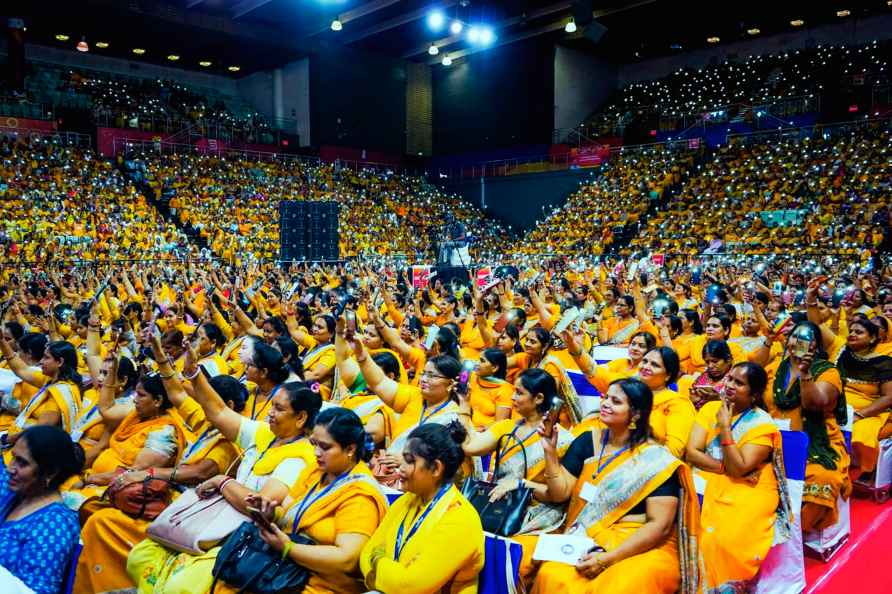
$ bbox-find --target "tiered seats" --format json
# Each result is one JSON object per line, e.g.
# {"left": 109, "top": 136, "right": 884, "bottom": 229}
{"left": 0, "top": 137, "right": 190, "bottom": 263}
{"left": 583, "top": 39, "right": 891, "bottom": 137}
{"left": 139, "top": 152, "right": 510, "bottom": 261}
{"left": 518, "top": 145, "right": 696, "bottom": 255}
{"left": 630, "top": 125, "right": 891, "bottom": 256}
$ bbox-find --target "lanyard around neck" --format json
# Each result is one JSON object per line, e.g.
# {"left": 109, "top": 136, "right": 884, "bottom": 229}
{"left": 290, "top": 469, "right": 352, "bottom": 534}
{"left": 419, "top": 399, "right": 450, "bottom": 425}
{"left": 594, "top": 431, "right": 630, "bottom": 476}
{"left": 394, "top": 483, "right": 451, "bottom": 561}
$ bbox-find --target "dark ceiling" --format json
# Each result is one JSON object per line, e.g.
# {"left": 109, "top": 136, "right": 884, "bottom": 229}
{"left": 5, "top": 0, "right": 891, "bottom": 76}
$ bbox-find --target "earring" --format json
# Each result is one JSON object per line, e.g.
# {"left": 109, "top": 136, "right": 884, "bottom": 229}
{"left": 629, "top": 419, "right": 637, "bottom": 430}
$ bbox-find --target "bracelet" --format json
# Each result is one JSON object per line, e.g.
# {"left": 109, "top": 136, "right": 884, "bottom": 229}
{"left": 567, "top": 350, "right": 582, "bottom": 357}
{"left": 718, "top": 462, "right": 725, "bottom": 474}
{"left": 183, "top": 367, "right": 201, "bottom": 380}
{"left": 158, "top": 369, "right": 176, "bottom": 380}
{"left": 281, "top": 541, "right": 294, "bottom": 561}
{"left": 544, "top": 472, "right": 559, "bottom": 480}
{"left": 218, "top": 477, "right": 234, "bottom": 493}
{"left": 720, "top": 439, "right": 735, "bottom": 447}
{"left": 458, "top": 411, "right": 472, "bottom": 418}
{"left": 854, "top": 411, "right": 865, "bottom": 419}
{"left": 170, "top": 465, "right": 179, "bottom": 483}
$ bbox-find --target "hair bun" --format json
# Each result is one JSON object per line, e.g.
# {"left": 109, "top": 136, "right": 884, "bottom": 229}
{"left": 446, "top": 419, "right": 467, "bottom": 445}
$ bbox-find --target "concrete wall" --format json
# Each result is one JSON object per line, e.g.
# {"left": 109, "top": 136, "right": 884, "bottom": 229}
{"left": 554, "top": 46, "right": 617, "bottom": 140}
{"left": 447, "top": 168, "right": 595, "bottom": 232}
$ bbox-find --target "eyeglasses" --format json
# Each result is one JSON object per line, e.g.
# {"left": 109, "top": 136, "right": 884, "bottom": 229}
{"left": 420, "top": 371, "right": 450, "bottom": 380}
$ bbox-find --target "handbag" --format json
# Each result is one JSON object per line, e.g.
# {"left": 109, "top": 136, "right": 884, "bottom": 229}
{"left": 147, "top": 488, "right": 252, "bottom": 555}
{"left": 147, "top": 452, "right": 251, "bottom": 554}
{"left": 460, "top": 432, "right": 533, "bottom": 537}
{"left": 103, "top": 469, "right": 172, "bottom": 520}
{"left": 210, "top": 520, "right": 314, "bottom": 594}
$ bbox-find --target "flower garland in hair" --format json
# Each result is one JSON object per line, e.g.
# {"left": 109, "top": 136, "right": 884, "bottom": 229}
{"left": 309, "top": 382, "right": 321, "bottom": 393}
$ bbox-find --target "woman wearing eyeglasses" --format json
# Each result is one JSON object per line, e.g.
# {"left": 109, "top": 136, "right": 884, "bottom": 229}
{"left": 350, "top": 336, "right": 461, "bottom": 487}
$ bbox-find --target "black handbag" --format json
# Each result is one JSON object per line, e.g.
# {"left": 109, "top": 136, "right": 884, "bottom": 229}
{"left": 210, "top": 520, "right": 315, "bottom": 594}
{"left": 460, "top": 432, "right": 533, "bottom": 537}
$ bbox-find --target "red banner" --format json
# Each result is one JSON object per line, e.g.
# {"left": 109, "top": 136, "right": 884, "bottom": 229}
{"left": 0, "top": 117, "right": 57, "bottom": 133}
{"left": 412, "top": 266, "right": 431, "bottom": 289}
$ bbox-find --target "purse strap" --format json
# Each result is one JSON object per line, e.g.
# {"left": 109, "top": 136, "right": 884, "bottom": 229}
{"left": 492, "top": 429, "right": 528, "bottom": 480}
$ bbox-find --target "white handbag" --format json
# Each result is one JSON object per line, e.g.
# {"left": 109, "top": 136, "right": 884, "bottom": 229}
{"left": 146, "top": 488, "right": 251, "bottom": 555}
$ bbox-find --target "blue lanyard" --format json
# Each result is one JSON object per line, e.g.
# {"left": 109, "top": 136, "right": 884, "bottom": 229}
{"left": 182, "top": 427, "right": 215, "bottom": 461}
{"left": 594, "top": 431, "right": 630, "bottom": 476}
{"left": 289, "top": 470, "right": 352, "bottom": 534}
{"left": 249, "top": 435, "right": 299, "bottom": 474}
{"left": 252, "top": 383, "right": 282, "bottom": 420}
{"left": 731, "top": 408, "right": 752, "bottom": 432}
{"left": 20, "top": 384, "right": 50, "bottom": 417}
{"left": 394, "top": 484, "right": 451, "bottom": 561}
{"left": 499, "top": 422, "right": 538, "bottom": 462}
{"left": 419, "top": 400, "right": 450, "bottom": 425}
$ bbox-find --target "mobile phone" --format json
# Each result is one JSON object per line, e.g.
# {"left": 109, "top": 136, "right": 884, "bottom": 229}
{"left": 493, "top": 313, "right": 509, "bottom": 334}
{"left": 553, "top": 307, "right": 580, "bottom": 334}
{"left": 246, "top": 506, "right": 274, "bottom": 532}
{"left": 345, "top": 310, "right": 357, "bottom": 336}
{"left": 457, "top": 360, "right": 475, "bottom": 397}
{"left": 424, "top": 324, "right": 440, "bottom": 351}
{"left": 544, "top": 397, "right": 565, "bottom": 438}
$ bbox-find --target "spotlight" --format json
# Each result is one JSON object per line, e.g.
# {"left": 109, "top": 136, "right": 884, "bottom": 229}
{"left": 55, "top": 34, "right": 70, "bottom": 41}
{"left": 95, "top": 41, "right": 109, "bottom": 48}
{"left": 790, "top": 19, "right": 804, "bottom": 26}
{"left": 132, "top": 48, "right": 146, "bottom": 55}
{"left": 479, "top": 26, "right": 494, "bottom": 45}
{"left": 450, "top": 20, "right": 463, "bottom": 35}
{"left": 427, "top": 10, "right": 445, "bottom": 31}
{"left": 467, "top": 26, "right": 481, "bottom": 43}
{"left": 76, "top": 37, "right": 89, "bottom": 52}
{"left": 442, "top": 55, "right": 453, "bottom": 66}
{"left": 428, "top": 44, "right": 439, "bottom": 56}
{"left": 565, "top": 18, "right": 577, "bottom": 33}
{"left": 707, "top": 36, "right": 720, "bottom": 43}
{"left": 331, "top": 19, "right": 343, "bottom": 31}
{"left": 228, "top": 66, "right": 241, "bottom": 72}
{"left": 199, "top": 60, "right": 212, "bottom": 67}
{"left": 167, "top": 54, "right": 180, "bottom": 61}
{"left": 747, "top": 28, "right": 760, "bottom": 35}
{"left": 836, "top": 9, "right": 850, "bottom": 17}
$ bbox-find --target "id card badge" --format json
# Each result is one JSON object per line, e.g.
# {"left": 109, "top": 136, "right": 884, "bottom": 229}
{"left": 579, "top": 481, "right": 599, "bottom": 503}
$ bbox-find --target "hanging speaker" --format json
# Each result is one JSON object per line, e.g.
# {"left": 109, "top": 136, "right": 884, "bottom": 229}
{"left": 584, "top": 20, "right": 607, "bottom": 44}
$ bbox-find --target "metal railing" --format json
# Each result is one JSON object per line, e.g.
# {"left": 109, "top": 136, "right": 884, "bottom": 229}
{"left": 0, "top": 125, "right": 91, "bottom": 147}
{"left": 0, "top": 97, "right": 54, "bottom": 121}
{"left": 726, "top": 115, "right": 892, "bottom": 145}
{"left": 112, "top": 137, "right": 319, "bottom": 167}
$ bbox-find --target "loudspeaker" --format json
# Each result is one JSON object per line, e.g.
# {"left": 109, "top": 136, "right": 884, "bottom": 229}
{"left": 279, "top": 201, "right": 339, "bottom": 262}
{"left": 584, "top": 20, "right": 607, "bottom": 44}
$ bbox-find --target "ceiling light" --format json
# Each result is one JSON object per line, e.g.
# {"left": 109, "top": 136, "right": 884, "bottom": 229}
{"left": 707, "top": 36, "right": 720, "bottom": 43}
{"left": 450, "top": 20, "right": 463, "bottom": 35}
{"left": 790, "top": 19, "right": 804, "bottom": 26}
{"left": 132, "top": 48, "right": 146, "bottom": 55}
{"left": 427, "top": 10, "right": 445, "bottom": 31}
{"left": 95, "top": 41, "right": 109, "bottom": 48}
{"left": 747, "top": 28, "right": 760, "bottom": 35}
{"left": 428, "top": 44, "right": 439, "bottom": 56}
{"left": 565, "top": 18, "right": 577, "bottom": 33}
{"left": 55, "top": 34, "right": 69, "bottom": 41}
{"left": 442, "top": 55, "right": 453, "bottom": 66}
{"left": 836, "top": 9, "right": 850, "bottom": 17}
{"left": 167, "top": 54, "right": 180, "bottom": 61}
{"left": 479, "top": 26, "right": 494, "bottom": 45}
{"left": 199, "top": 61, "right": 212, "bottom": 67}
{"left": 76, "top": 37, "right": 89, "bottom": 52}
{"left": 228, "top": 65, "right": 241, "bottom": 72}
{"left": 331, "top": 19, "right": 343, "bottom": 31}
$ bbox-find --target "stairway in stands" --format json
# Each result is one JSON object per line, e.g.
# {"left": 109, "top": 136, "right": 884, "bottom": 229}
{"left": 117, "top": 159, "right": 211, "bottom": 253}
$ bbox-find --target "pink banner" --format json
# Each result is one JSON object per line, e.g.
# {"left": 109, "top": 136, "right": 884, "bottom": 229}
{"left": 97, "top": 127, "right": 165, "bottom": 157}
{"left": 570, "top": 145, "right": 609, "bottom": 168}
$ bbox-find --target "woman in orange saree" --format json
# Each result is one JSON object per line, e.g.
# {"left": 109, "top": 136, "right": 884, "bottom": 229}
{"left": 530, "top": 378, "right": 704, "bottom": 594}
{"left": 686, "top": 362, "right": 794, "bottom": 591}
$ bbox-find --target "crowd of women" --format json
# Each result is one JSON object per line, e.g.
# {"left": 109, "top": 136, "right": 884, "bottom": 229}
{"left": 0, "top": 253, "right": 890, "bottom": 594}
